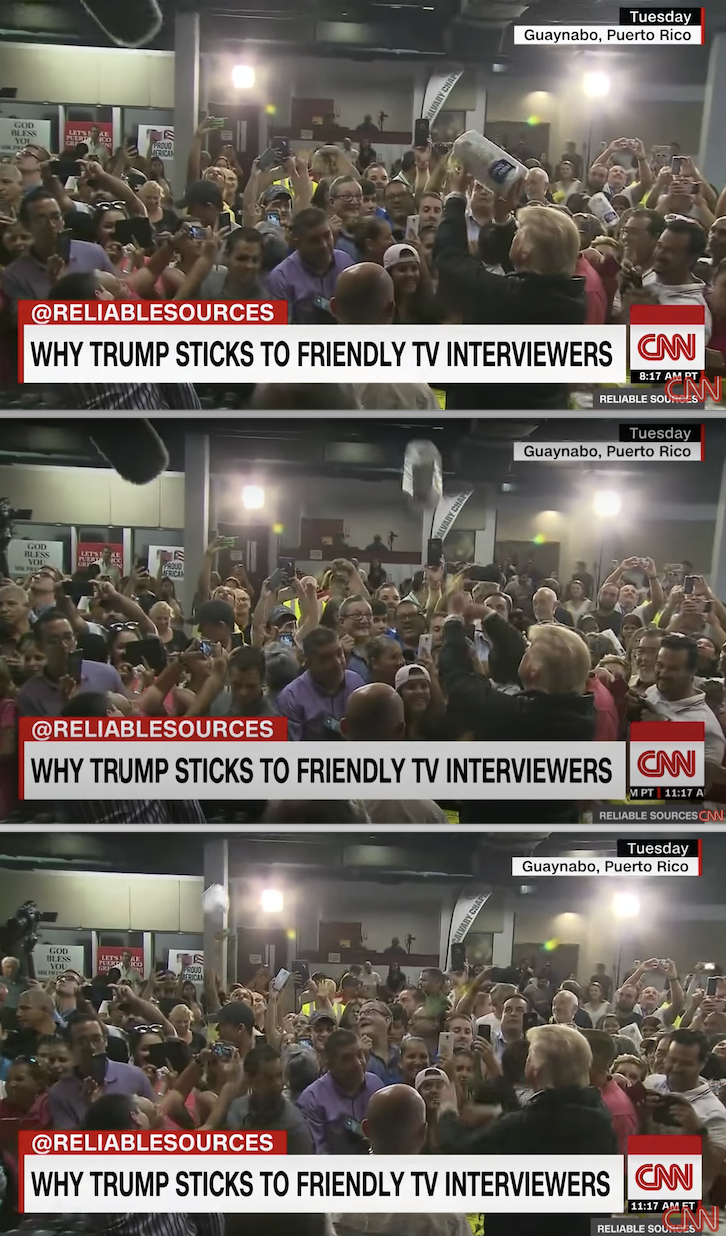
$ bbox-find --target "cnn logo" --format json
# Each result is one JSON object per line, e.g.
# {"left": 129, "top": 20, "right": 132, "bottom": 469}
{"left": 629, "top": 304, "right": 705, "bottom": 373}
{"left": 637, "top": 333, "right": 697, "bottom": 363}
{"left": 635, "top": 1163, "right": 693, "bottom": 1191}
{"left": 629, "top": 721, "right": 705, "bottom": 791}
{"left": 627, "top": 1135, "right": 702, "bottom": 1204}
{"left": 637, "top": 750, "right": 696, "bottom": 779}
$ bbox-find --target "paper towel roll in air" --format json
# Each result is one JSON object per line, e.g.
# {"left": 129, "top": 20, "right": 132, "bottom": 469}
{"left": 402, "top": 440, "right": 443, "bottom": 505}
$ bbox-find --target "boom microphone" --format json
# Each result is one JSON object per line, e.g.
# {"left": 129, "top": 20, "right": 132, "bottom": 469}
{"left": 88, "top": 420, "right": 169, "bottom": 485}
{"left": 79, "top": 0, "right": 163, "bottom": 47}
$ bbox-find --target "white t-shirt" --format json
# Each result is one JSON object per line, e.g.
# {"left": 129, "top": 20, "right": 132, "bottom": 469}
{"left": 645, "top": 1074, "right": 726, "bottom": 1189}
{"left": 582, "top": 1000, "right": 611, "bottom": 1024}
{"left": 644, "top": 684, "right": 726, "bottom": 767}
{"left": 476, "top": 1012, "right": 502, "bottom": 1035}
{"left": 359, "top": 971, "right": 381, "bottom": 999}
{"left": 642, "top": 271, "right": 712, "bottom": 341}
{"left": 566, "top": 599, "right": 594, "bottom": 623}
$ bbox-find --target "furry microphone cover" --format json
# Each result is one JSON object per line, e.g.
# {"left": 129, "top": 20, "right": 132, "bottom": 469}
{"left": 88, "top": 421, "right": 169, "bottom": 485}
{"left": 79, "top": 0, "right": 163, "bottom": 48}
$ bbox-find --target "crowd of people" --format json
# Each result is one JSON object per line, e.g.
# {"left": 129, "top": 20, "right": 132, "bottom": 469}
{"left": 0, "top": 542, "right": 724, "bottom": 823}
{"left": 1, "top": 946, "right": 725, "bottom": 1236}
{"left": 1, "top": 128, "right": 725, "bottom": 410}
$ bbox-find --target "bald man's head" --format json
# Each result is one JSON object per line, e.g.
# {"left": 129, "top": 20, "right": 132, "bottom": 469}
{"left": 363, "top": 1084, "right": 427, "bottom": 1154}
{"left": 342, "top": 683, "right": 405, "bottom": 741}
{"left": 532, "top": 587, "right": 557, "bottom": 622}
{"left": 331, "top": 263, "right": 395, "bottom": 325}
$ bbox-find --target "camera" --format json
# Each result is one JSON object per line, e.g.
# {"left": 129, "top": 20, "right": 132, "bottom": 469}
{"left": 0, "top": 498, "right": 33, "bottom": 577}
{"left": 1, "top": 902, "right": 58, "bottom": 976}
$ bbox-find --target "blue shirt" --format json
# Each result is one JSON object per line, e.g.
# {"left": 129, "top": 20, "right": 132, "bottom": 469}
{"left": 267, "top": 248, "right": 354, "bottom": 323}
{"left": 275, "top": 668, "right": 366, "bottom": 740}
{"left": 16, "top": 661, "right": 126, "bottom": 717}
{"left": 365, "top": 1046, "right": 401, "bottom": 1085}
{"left": 48, "top": 1060, "right": 154, "bottom": 1129}
{"left": 335, "top": 232, "right": 358, "bottom": 262}
{"left": 347, "top": 651, "right": 370, "bottom": 683}
{"left": 297, "top": 1070, "right": 384, "bottom": 1154}
{"left": 1, "top": 240, "right": 115, "bottom": 308}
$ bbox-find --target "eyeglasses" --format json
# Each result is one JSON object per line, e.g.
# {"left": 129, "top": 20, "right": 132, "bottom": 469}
{"left": 95, "top": 201, "right": 127, "bottom": 212}
{"left": 131, "top": 1024, "right": 163, "bottom": 1035}
{"left": 107, "top": 622, "right": 138, "bottom": 632}
{"left": 332, "top": 193, "right": 362, "bottom": 204}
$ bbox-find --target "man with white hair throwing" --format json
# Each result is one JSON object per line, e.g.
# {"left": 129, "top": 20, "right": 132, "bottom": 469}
{"left": 439, "top": 1025, "right": 618, "bottom": 1236}
{"left": 433, "top": 167, "right": 585, "bottom": 411}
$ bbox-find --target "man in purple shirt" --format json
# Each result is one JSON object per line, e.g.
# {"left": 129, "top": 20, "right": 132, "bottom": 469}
{"left": 275, "top": 628, "right": 365, "bottom": 740}
{"left": 48, "top": 1010, "right": 154, "bottom": 1129}
{"left": 298, "top": 1028, "right": 384, "bottom": 1153}
{"left": 0, "top": 186, "right": 114, "bottom": 311}
{"left": 16, "top": 609, "right": 124, "bottom": 716}
{"left": 267, "top": 206, "right": 354, "bottom": 323}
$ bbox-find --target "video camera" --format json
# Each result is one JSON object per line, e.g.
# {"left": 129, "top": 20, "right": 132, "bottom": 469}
{"left": 0, "top": 902, "right": 58, "bottom": 978}
{"left": 0, "top": 498, "right": 33, "bottom": 578}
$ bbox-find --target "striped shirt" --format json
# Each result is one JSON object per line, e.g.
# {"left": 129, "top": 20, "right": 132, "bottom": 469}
{"left": 65, "top": 384, "right": 202, "bottom": 410}
{"left": 55, "top": 800, "right": 206, "bottom": 824}
{"left": 9, "top": 1217, "right": 226, "bottom": 1236}
{"left": 95, "top": 1217, "right": 223, "bottom": 1236}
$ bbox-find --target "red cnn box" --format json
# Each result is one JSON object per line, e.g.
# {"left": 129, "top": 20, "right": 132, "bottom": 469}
{"left": 627, "top": 1135, "right": 702, "bottom": 1205}
{"left": 629, "top": 721, "right": 705, "bottom": 797}
{"left": 629, "top": 304, "right": 706, "bottom": 376}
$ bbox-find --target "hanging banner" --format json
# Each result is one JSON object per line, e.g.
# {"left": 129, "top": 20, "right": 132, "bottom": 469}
{"left": 449, "top": 892, "right": 490, "bottom": 950}
{"left": 0, "top": 118, "right": 51, "bottom": 155}
{"left": 75, "top": 542, "right": 124, "bottom": 571}
{"left": 96, "top": 946, "right": 144, "bottom": 976}
{"left": 8, "top": 539, "right": 64, "bottom": 579}
{"left": 33, "top": 943, "right": 86, "bottom": 982}
{"left": 63, "top": 122, "right": 113, "bottom": 158}
{"left": 421, "top": 69, "right": 464, "bottom": 124}
{"left": 148, "top": 545, "right": 184, "bottom": 580}
{"left": 137, "top": 125, "right": 174, "bottom": 160}
{"left": 430, "top": 491, "right": 473, "bottom": 542}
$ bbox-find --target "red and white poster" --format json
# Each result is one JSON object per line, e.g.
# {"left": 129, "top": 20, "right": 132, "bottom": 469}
{"left": 63, "top": 121, "right": 113, "bottom": 158}
{"left": 96, "top": 946, "right": 144, "bottom": 976}
{"left": 75, "top": 542, "right": 123, "bottom": 571}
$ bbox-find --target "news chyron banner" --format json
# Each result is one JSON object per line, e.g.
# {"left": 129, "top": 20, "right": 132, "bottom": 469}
{"left": 18, "top": 1131, "right": 624, "bottom": 1214}
{"left": 512, "top": 422, "right": 704, "bottom": 463}
{"left": 512, "top": 837, "right": 702, "bottom": 878}
{"left": 16, "top": 718, "right": 706, "bottom": 805}
{"left": 17, "top": 717, "right": 626, "bottom": 801}
{"left": 17, "top": 300, "right": 626, "bottom": 385}
{"left": 513, "top": 6, "right": 705, "bottom": 46}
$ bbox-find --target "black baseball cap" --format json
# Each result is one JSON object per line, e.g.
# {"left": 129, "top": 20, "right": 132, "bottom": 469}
{"left": 262, "top": 185, "right": 293, "bottom": 205}
{"left": 217, "top": 1002, "right": 255, "bottom": 1031}
{"left": 197, "top": 599, "right": 235, "bottom": 629}
{"left": 183, "top": 180, "right": 224, "bottom": 211}
{"left": 309, "top": 1010, "right": 336, "bottom": 1027}
{"left": 269, "top": 604, "right": 296, "bottom": 629}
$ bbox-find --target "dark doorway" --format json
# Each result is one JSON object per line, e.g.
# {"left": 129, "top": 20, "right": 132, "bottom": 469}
{"left": 207, "top": 101, "right": 261, "bottom": 184}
